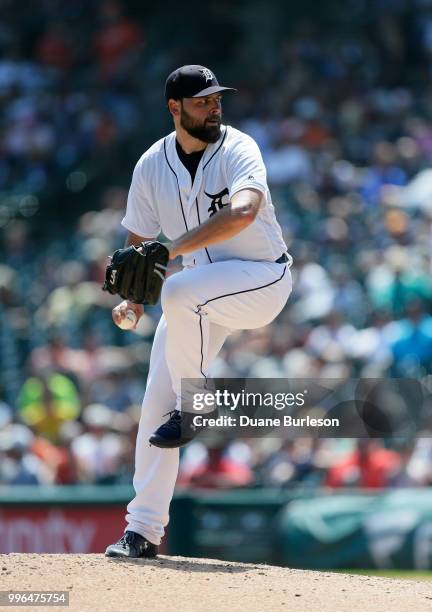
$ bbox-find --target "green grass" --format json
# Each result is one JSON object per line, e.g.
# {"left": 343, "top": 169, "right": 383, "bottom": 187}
{"left": 332, "top": 569, "right": 432, "bottom": 581}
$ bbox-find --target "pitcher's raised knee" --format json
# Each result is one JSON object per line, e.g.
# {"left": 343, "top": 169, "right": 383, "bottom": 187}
{"left": 161, "top": 274, "right": 196, "bottom": 312}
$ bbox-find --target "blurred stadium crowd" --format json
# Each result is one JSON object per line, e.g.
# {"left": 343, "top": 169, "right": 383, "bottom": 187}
{"left": 1, "top": 0, "right": 432, "bottom": 488}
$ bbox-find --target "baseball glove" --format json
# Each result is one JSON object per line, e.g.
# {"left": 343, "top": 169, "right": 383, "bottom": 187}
{"left": 102, "top": 241, "right": 170, "bottom": 305}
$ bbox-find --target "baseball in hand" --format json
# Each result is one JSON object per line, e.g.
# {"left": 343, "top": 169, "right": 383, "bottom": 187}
{"left": 118, "top": 309, "right": 137, "bottom": 330}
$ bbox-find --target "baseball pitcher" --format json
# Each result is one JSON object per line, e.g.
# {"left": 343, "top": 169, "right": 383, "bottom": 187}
{"left": 104, "top": 65, "right": 293, "bottom": 558}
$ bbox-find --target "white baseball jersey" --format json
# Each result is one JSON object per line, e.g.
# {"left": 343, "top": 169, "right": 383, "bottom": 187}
{"left": 121, "top": 125, "right": 289, "bottom": 266}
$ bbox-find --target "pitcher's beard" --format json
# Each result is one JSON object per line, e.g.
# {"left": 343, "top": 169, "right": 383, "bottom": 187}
{"left": 180, "top": 108, "right": 221, "bottom": 143}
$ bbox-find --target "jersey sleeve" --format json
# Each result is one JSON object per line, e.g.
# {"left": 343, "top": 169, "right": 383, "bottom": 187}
{"left": 121, "top": 159, "right": 161, "bottom": 239}
{"left": 225, "top": 134, "right": 269, "bottom": 199}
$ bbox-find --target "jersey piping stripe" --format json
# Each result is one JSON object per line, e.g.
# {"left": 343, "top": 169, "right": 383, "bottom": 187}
{"left": 202, "top": 126, "right": 227, "bottom": 170}
{"left": 164, "top": 129, "right": 226, "bottom": 261}
{"left": 163, "top": 138, "right": 189, "bottom": 232}
{"left": 195, "top": 197, "right": 213, "bottom": 264}
{"left": 199, "top": 127, "right": 227, "bottom": 262}
{"left": 197, "top": 264, "right": 287, "bottom": 309}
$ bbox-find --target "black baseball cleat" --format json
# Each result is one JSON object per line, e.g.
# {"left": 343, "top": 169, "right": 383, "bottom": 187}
{"left": 105, "top": 531, "right": 158, "bottom": 558}
{"left": 149, "top": 410, "right": 201, "bottom": 449}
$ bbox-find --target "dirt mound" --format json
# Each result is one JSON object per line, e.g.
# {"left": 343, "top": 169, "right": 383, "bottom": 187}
{"left": 0, "top": 554, "right": 430, "bottom": 612}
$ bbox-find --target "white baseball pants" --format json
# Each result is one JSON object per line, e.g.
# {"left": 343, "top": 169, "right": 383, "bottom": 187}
{"left": 125, "top": 258, "right": 292, "bottom": 544}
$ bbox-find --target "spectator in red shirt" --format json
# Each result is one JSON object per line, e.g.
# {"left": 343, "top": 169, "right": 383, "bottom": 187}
{"left": 36, "top": 22, "right": 74, "bottom": 71}
{"left": 178, "top": 441, "right": 253, "bottom": 489}
{"left": 325, "top": 439, "right": 401, "bottom": 488}
{"left": 93, "top": 1, "right": 143, "bottom": 81}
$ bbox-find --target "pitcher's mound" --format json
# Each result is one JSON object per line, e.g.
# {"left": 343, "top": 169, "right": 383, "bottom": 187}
{"left": 1, "top": 554, "right": 430, "bottom": 612}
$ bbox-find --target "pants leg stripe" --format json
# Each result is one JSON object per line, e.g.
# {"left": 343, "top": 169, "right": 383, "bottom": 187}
{"left": 198, "top": 310, "right": 207, "bottom": 382}
{"left": 198, "top": 264, "right": 287, "bottom": 309}
{"left": 195, "top": 264, "right": 287, "bottom": 381}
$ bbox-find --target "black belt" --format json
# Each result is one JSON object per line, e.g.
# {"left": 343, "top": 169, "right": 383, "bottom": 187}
{"left": 275, "top": 253, "right": 289, "bottom": 264}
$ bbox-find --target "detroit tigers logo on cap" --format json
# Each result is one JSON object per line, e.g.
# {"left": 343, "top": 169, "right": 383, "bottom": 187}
{"left": 199, "top": 68, "right": 214, "bottom": 83}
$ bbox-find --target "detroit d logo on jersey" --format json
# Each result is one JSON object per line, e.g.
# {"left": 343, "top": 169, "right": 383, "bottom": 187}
{"left": 205, "top": 188, "right": 230, "bottom": 217}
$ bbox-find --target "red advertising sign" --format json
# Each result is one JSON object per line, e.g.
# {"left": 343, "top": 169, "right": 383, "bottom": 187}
{"left": 0, "top": 507, "right": 167, "bottom": 554}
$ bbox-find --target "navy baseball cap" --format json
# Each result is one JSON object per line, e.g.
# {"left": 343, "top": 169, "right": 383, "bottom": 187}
{"left": 165, "top": 65, "right": 237, "bottom": 102}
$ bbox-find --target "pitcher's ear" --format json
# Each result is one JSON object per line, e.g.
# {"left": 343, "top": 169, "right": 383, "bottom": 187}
{"left": 168, "top": 99, "right": 181, "bottom": 116}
